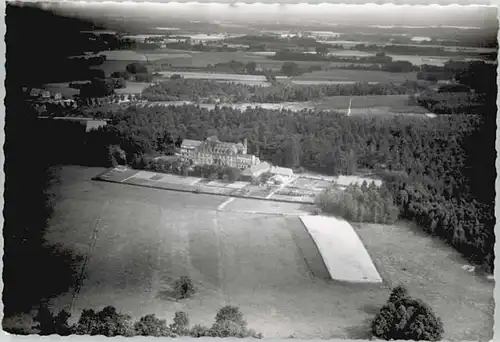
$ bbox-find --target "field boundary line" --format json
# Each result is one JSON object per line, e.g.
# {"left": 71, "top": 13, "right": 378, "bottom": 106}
{"left": 69, "top": 200, "right": 108, "bottom": 312}
{"left": 217, "top": 197, "right": 235, "bottom": 210}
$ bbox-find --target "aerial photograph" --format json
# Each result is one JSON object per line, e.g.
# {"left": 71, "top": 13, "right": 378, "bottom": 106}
{"left": 3, "top": 2, "right": 497, "bottom": 340}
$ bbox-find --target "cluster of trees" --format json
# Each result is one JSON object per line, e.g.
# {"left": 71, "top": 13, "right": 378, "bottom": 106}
{"left": 414, "top": 92, "right": 486, "bottom": 115}
{"left": 213, "top": 60, "right": 259, "bottom": 74}
{"left": 316, "top": 182, "right": 399, "bottom": 224}
{"left": 78, "top": 78, "right": 125, "bottom": 99}
{"left": 271, "top": 50, "right": 395, "bottom": 65}
{"left": 29, "top": 304, "right": 262, "bottom": 338}
{"left": 141, "top": 79, "right": 426, "bottom": 103}
{"left": 224, "top": 34, "right": 329, "bottom": 52}
{"left": 124, "top": 62, "right": 154, "bottom": 82}
{"left": 354, "top": 43, "right": 489, "bottom": 58}
{"left": 208, "top": 59, "right": 322, "bottom": 78}
{"left": 165, "top": 41, "right": 239, "bottom": 52}
{"left": 334, "top": 62, "right": 416, "bottom": 73}
{"left": 372, "top": 285, "right": 444, "bottom": 341}
{"left": 76, "top": 104, "right": 494, "bottom": 272}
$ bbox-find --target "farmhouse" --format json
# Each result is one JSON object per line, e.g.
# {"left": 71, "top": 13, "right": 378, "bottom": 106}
{"left": 180, "top": 136, "right": 261, "bottom": 170}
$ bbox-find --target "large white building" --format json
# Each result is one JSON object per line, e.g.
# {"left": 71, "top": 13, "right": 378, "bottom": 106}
{"left": 180, "top": 136, "right": 260, "bottom": 170}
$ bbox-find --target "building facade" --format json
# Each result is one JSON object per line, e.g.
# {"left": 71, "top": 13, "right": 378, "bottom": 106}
{"left": 180, "top": 136, "right": 260, "bottom": 170}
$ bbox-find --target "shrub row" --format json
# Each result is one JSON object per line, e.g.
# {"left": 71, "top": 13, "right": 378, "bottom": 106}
{"left": 28, "top": 304, "right": 262, "bottom": 338}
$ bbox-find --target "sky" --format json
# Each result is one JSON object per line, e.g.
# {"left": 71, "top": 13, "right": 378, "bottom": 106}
{"left": 25, "top": 2, "right": 499, "bottom": 29}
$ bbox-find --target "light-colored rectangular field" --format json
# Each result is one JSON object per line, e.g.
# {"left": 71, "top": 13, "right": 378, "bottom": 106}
{"left": 299, "top": 216, "right": 382, "bottom": 283}
{"left": 132, "top": 170, "right": 201, "bottom": 186}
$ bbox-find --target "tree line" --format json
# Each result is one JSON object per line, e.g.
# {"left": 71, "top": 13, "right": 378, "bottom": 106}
{"left": 26, "top": 304, "right": 262, "bottom": 338}
{"left": 16, "top": 285, "right": 444, "bottom": 341}
{"left": 141, "top": 79, "right": 427, "bottom": 103}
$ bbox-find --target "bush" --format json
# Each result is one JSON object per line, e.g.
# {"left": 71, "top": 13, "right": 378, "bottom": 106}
{"left": 73, "top": 306, "right": 135, "bottom": 336}
{"left": 372, "top": 293, "right": 444, "bottom": 341}
{"left": 214, "top": 306, "right": 247, "bottom": 328}
{"left": 190, "top": 324, "right": 211, "bottom": 337}
{"left": 107, "top": 145, "right": 127, "bottom": 167}
{"left": 32, "top": 304, "right": 72, "bottom": 336}
{"left": 210, "top": 320, "right": 246, "bottom": 337}
{"left": 170, "top": 311, "right": 190, "bottom": 336}
{"left": 173, "top": 276, "right": 196, "bottom": 300}
{"left": 134, "top": 314, "right": 172, "bottom": 337}
{"left": 207, "top": 305, "right": 262, "bottom": 338}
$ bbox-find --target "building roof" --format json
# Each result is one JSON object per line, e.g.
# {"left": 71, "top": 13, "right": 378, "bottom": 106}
{"left": 181, "top": 139, "right": 203, "bottom": 149}
{"left": 211, "top": 143, "right": 238, "bottom": 155}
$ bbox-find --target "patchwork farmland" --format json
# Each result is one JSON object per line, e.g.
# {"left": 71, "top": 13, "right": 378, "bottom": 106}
{"left": 45, "top": 166, "right": 493, "bottom": 340}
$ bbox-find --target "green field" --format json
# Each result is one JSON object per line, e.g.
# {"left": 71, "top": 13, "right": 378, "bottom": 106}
{"left": 92, "top": 49, "right": 416, "bottom": 86}
{"left": 114, "top": 82, "right": 152, "bottom": 95}
{"left": 295, "top": 69, "right": 417, "bottom": 83}
{"left": 314, "top": 95, "right": 428, "bottom": 114}
{"left": 43, "top": 166, "right": 493, "bottom": 340}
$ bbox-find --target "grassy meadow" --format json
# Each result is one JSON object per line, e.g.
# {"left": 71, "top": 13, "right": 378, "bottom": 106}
{"left": 41, "top": 166, "right": 494, "bottom": 340}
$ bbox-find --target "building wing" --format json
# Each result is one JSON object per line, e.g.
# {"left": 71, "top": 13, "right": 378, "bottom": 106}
{"left": 181, "top": 139, "right": 203, "bottom": 149}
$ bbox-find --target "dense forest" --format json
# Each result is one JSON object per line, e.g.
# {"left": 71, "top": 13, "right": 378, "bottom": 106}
{"left": 141, "top": 80, "right": 427, "bottom": 103}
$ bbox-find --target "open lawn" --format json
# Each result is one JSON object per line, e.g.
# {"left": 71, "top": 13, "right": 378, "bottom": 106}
{"left": 314, "top": 95, "right": 428, "bottom": 114}
{"left": 40, "top": 166, "right": 493, "bottom": 340}
{"left": 353, "top": 221, "right": 494, "bottom": 341}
